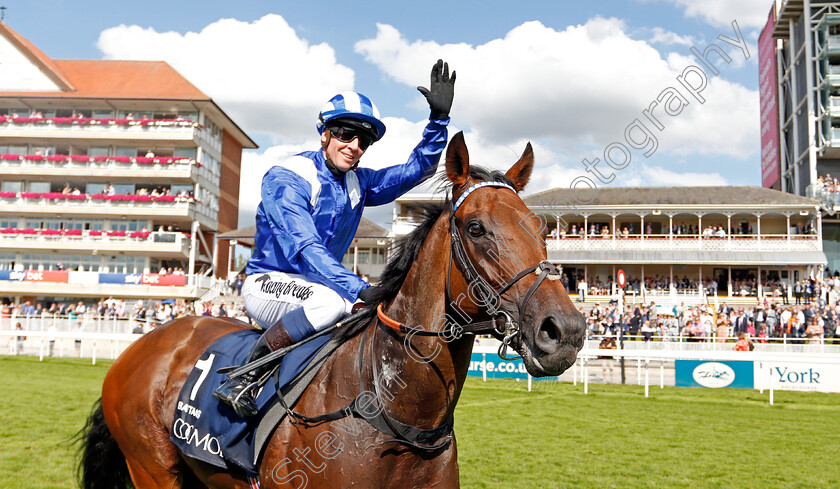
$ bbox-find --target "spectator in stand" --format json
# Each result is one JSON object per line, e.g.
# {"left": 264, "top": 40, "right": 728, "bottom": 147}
{"left": 14, "top": 323, "right": 25, "bottom": 355}
{"left": 61, "top": 183, "right": 71, "bottom": 195}
{"left": 71, "top": 187, "right": 81, "bottom": 195}
{"left": 73, "top": 320, "right": 84, "bottom": 357}
{"left": 640, "top": 319, "right": 655, "bottom": 341}
{"left": 805, "top": 316, "right": 824, "bottom": 344}
{"left": 145, "top": 151, "right": 155, "bottom": 158}
{"left": 235, "top": 273, "right": 244, "bottom": 296}
{"left": 794, "top": 281, "right": 803, "bottom": 304}
{"left": 716, "top": 313, "right": 730, "bottom": 343}
{"left": 733, "top": 332, "right": 754, "bottom": 351}
{"left": 598, "top": 333, "right": 617, "bottom": 382}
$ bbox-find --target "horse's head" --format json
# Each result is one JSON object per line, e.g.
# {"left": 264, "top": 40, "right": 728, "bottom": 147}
{"left": 444, "top": 132, "right": 585, "bottom": 376}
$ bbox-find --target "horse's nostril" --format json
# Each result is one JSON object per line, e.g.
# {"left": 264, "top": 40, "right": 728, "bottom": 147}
{"left": 535, "top": 317, "right": 562, "bottom": 353}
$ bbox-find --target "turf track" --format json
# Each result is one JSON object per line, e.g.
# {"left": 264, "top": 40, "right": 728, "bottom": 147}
{"left": 2, "top": 355, "right": 837, "bottom": 489}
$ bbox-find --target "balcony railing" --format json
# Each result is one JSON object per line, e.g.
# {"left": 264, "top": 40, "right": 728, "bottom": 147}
{"left": 0, "top": 115, "right": 202, "bottom": 128}
{"left": 0, "top": 191, "right": 195, "bottom": 203}
{"left": 0, "top": 116, "right": 218, "bottom": 146}
{"left": 0, "top": 154, "right": 219, "bottom": 192}
{"left": 0, "top": 229, "right": 190, "bottom": 256}
{"left": 0, "top": 153, "right": 199, "bottom": 167}
{"left": 806, "top": 182, "right": 838, "bottom": 213}
{"left": 0, "top": 191, "right": 217, "bottom": 222}
{"left": 546, "top": 235, "right": 820, "bottom": 252}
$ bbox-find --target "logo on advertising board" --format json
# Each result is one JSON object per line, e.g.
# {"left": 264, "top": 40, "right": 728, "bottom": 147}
{"left": 0, "top": 270, "right": 25, "bottom": 281}
{"left": 675, "top": 360, "right": 754, "bottom": 389}
{"left": 692, "top": 362, "right": 735, "bottom": 388}
{"left": 142, "top": 273, "right": 160, "bottom": 285}
{"left": 23, "top": 270, "right": 69, "bottom": 283}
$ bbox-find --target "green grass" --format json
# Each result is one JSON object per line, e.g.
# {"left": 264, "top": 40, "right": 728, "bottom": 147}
{"left": 0, "top": 356, "right": 111, "bottom": 489}
{"left": 2, "top": 355, "right": 838, "bottom": 489}
{"left": 456, "top": 378, "right": 840, "bottom": 489}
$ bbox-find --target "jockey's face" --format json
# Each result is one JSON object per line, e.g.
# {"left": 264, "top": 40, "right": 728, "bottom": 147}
{"left": 321, "top": 127, "right": 366, "bottom": 173}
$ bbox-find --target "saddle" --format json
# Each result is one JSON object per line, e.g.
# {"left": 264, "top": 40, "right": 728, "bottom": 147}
{"left": 169, "top": 328, "right": 335, "bottom": 474}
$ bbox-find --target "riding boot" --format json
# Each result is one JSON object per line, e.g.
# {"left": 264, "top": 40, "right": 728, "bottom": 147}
{"left": 213, "top": 319, "right": 295, "bottom": 417}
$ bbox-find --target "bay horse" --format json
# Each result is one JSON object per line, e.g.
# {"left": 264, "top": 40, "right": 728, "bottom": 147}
{"left": 78, "top": 132, "right": 585, "bottom": 489}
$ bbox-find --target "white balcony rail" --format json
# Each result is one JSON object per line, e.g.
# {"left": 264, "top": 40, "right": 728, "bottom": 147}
{"left": 0, "top": 229, "right": 188, "bottom": 252}
{"left": 546, "top": 234, "right": 819, "bottom": 252}
{"left": 0, "top": 192, "right": 218, "bottom": 222}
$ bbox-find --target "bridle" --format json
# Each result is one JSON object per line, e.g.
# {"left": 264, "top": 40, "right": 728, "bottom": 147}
{"left": 281, "top": 180, "right": 564, "bottom": 453}
{"left": 377, "top": 180, "right": 562, "bottom": 359}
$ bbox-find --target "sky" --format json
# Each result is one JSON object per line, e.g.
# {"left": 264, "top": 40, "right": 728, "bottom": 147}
{"left": 1, "top": 0, "right": 776, "bottom": 230}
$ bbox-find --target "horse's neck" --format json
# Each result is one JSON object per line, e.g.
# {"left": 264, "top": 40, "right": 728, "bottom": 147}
{"left": 376, "top": 216, "right": 474, "bottom": 427}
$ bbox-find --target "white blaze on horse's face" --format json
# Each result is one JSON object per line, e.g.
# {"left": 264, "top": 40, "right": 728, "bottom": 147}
{"left": 444, "top": 131, "right": 586, "bottom": 377}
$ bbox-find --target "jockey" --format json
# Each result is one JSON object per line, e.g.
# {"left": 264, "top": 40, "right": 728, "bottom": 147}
{"left": 215, "top": 59, "right": 456, "bottom": 417}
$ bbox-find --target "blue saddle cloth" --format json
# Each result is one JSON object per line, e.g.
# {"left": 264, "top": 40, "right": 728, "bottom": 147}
{"left": 169, "top": 328, "right": 331, "bottom": 474}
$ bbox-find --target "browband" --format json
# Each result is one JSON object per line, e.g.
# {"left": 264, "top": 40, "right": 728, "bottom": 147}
{"left": 452, "top": 181, "right": 516, "bottom": 213}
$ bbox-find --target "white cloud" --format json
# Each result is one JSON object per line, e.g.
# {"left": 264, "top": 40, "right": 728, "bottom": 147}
{"left": 666, "top": 0, "right": 772, "bottom": 30}
{"left": 649, "top": 27, "right": 694, "bottom": 46}
{"left": 355, "top": 18, "right": 758, "bottom": 160}
{"left": 96, "top": 14, "right": 354, "bottom": 143}
{"left": 619, "top": 163, "right": 727, "bottom": 187}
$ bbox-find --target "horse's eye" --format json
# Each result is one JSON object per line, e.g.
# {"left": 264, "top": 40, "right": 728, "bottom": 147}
{"left": 467, "top": 221, "right": 485, "bottom": 237}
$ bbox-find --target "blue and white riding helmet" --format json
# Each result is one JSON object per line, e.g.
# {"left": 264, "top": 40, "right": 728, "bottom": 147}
{"left": 316, "top": 91, "right": 386, "bottom": 142}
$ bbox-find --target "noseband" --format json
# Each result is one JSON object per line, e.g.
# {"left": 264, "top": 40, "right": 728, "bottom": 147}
{"left": 378, "top": 180, "right": 562, "bottom": 359}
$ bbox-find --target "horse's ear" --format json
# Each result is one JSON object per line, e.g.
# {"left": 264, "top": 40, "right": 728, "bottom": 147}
{"left": 445, "top": 131, "right": 469, "bottom": 187}
{"left": 505, "top": 142, "right": 534, "bottom": 192}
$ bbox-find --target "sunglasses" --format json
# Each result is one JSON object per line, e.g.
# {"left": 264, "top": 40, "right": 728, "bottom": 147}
{"left": 328, "top": 126, "right": 373, "bottom": 150}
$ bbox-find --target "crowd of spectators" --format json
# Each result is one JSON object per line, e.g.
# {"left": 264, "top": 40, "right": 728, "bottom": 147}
{"left": 547, "top": 219, "right": 816, "bottom": 238}
{"left": 585, "top": 296, "right": 839, "bottom": 345}
{"left": 1, "top": 294, "right": 248, "bottom": 336}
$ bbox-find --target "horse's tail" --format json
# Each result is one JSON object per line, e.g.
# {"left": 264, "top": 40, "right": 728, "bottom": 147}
{"left": 76, "top": 398, "right": 132, "bottom": 489}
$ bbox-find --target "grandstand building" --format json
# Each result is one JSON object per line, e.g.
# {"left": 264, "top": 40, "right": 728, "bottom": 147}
{"left": 763, "top": 0, "right": 840, "bottom": 271}
{"left": 0, "top": 22, "right": 257, "bottom": 304}
{"left": 395, "top": 186, "right": 827, "bottom": 304}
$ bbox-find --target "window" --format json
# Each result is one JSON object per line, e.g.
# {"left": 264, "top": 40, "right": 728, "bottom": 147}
{"left": 93, "top": 110, "right": 114, "bottom": 118}
{"left": 88, "top": 147, "right": 110, "bottom": 157}
{"left": 174, "top": 147, "right": 197, "bottom": 158}
{"left": 0, "top": 253, "right": 15, "bottom": 270}
{"left": 0, "top": 181, "right": 22, "bottom": 192}
{"left": 115, "top": 147, "right": 136, "bottom": 157}
{"left": 171, "top": 184, "right": 193, "bottom": 196}
{"left": 86, "top": 183, "right": 106, "bottom": 194}
{"left": 28, "top": 182, "right": 50, "bottom": 193}
{"left": 113, "top": 184, "right": 135, "bottom": 195}
{"left": 0, "top": 220, "right": 19, "bottom": 228}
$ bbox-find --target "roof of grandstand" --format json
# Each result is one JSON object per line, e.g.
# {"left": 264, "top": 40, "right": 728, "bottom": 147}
{"left": 524, "top": 185, "right": 819, "bottom": 208}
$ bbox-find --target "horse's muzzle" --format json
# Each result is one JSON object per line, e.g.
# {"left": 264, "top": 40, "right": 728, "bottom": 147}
{"left": 522, "top": 311, "right": 586, "bottom": 376}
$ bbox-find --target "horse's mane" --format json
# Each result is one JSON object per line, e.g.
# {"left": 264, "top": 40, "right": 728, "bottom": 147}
{"left": 335, "top": 165, "right": 515, "bottom": 342}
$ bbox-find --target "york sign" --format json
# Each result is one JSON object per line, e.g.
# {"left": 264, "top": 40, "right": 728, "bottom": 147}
{"left": 769, "top": 363, "right": 840, "bottom": 393}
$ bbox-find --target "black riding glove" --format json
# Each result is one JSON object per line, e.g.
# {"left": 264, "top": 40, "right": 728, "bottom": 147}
{"left": 358, "top": 285, "right": 381, "bottom": 304}
{"left": 417, "top": 59, "right": 456, "bottom": 121}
